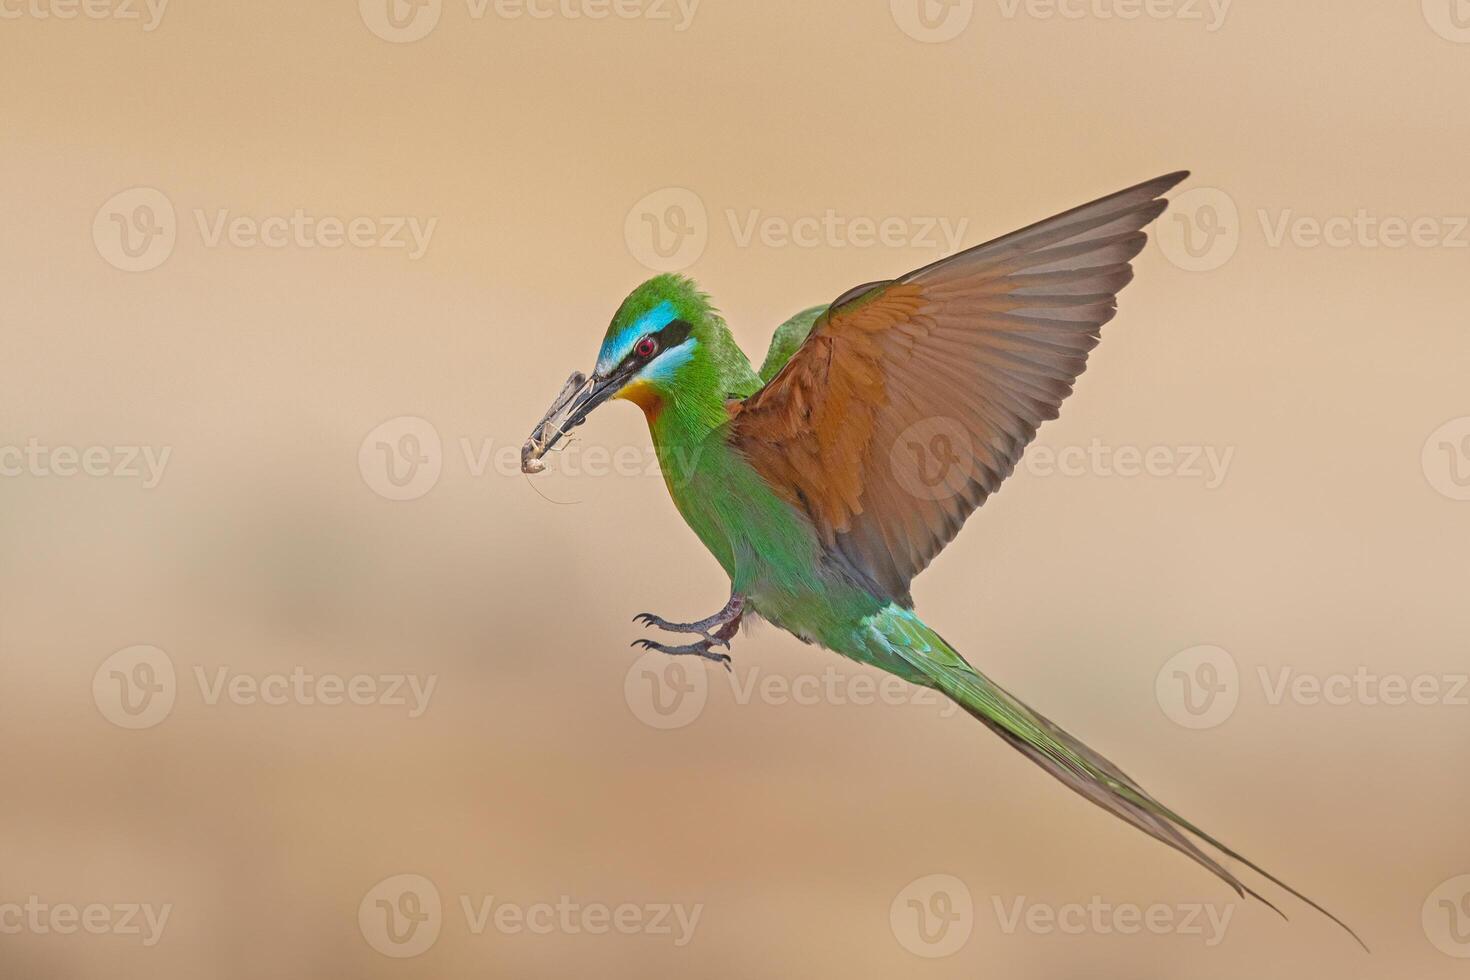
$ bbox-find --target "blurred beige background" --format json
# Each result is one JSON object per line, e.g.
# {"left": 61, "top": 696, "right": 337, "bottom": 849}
{"left": 2, "top": 1, "right": 1469, "bottom": 977}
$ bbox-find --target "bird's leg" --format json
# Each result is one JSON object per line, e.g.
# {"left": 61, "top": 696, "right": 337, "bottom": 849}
{"left": 633, "top": 594, "right": 745, "bottom": 648}
{"left": 631, "top": 594, "right": 744, "bottom": 669}
{"left": 630, "top": 637, "right": 734, "bottom": 671}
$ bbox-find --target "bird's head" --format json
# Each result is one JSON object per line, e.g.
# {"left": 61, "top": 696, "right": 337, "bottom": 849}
{"left": 583, "top": 273, "right": 714, "bottom": 417}
{"left": 523, "top": 274, "right": 744, "bottom": 469}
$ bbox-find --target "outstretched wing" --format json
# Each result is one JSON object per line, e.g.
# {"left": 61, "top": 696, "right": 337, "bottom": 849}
{"left": 728, "top": 171, "right": 1187, "bottom": 603}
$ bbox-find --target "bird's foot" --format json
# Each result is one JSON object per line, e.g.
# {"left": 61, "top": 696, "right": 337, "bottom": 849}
{"left": 632, "top": 612, "right": 730, "bottom": 648}
{"left": 633, "top": 594, "right": 745, "bottom": 649}
{"left": 631, "top": 637, "right": 733, "bottom": 672}
{"left": 631, "top": 595, "right": 744, "bottom": 668}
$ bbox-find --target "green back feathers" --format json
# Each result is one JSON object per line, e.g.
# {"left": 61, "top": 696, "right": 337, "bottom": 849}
{"left": 757, "top": 305, "right": 825, "bottom": 382}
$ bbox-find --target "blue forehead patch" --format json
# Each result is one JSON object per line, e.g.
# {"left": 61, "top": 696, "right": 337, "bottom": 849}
{"left": 598, "top": 300, "right": 678, "bottom": 374}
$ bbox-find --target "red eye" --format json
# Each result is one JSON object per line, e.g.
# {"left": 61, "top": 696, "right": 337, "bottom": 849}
{"left": 635, "top": 336, "right": 658, "bottom": 358}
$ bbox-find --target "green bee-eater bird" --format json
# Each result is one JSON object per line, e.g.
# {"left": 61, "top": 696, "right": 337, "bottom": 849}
{"left": 524, "top": 171, "right": 1361, "bottom": 946}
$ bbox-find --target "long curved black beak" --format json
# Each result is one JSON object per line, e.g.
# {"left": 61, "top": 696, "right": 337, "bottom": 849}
{"left": 521, "top": 365, "right": 633, "bottom": 474}
{"left": 562, "top": 369, "right": 627, "bottom": 431}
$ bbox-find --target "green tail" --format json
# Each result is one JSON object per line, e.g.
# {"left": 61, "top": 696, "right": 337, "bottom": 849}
{"left": 868, "top": 606, "right": 1365, "bottom": 949}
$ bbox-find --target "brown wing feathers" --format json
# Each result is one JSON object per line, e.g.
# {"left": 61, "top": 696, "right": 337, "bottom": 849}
{"left": 731, "top": 172, "right": 1188, "bottom": 602}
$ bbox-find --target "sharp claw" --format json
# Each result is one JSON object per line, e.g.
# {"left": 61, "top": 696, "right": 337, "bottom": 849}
{"left": 626, "top": 600, "right": 741, "bottom": 665}
{"left": 634, "top": 613, "right": 669, "bottom": 630}
{"left": 630, "top": 636, "right": 734, "bottom": 669}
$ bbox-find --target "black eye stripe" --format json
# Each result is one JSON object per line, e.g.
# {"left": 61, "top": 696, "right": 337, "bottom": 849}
{"left": 656, "top": 319, "right": 692, "bottom": 348}
{"left": 623, "top": 319, "right": 692, "bottom": 369}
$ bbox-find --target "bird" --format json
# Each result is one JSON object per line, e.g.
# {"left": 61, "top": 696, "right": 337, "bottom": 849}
{"left": 522, "top": 171, "right": 1363, "bottom": 947}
